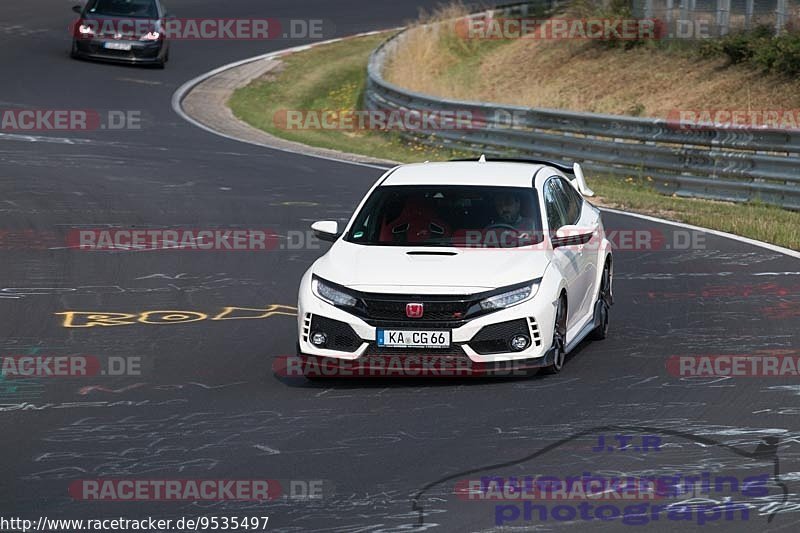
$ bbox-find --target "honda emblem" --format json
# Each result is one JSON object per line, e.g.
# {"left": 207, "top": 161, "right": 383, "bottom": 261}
{"left": 405, "top": 303, "right": 424, "bottom": 319}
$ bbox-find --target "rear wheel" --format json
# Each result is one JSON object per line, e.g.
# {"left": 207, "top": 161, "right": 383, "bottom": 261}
{"left": 543, "top": 295, "right": 567, "bottom": 374}
{"left": 590, "top": 262, "right": 612, "bottom": 341}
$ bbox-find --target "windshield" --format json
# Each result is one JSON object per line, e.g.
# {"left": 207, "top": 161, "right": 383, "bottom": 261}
{"left": 345, "top": 185, "right": 544, "bottom": 247}
{"left": 86, "top": 0, "right": 159, "bottom": 18}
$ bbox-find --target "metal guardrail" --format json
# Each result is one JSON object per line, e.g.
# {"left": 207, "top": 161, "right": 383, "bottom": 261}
{"left": 364, "top": 16, "right": 800, "bottom": 210}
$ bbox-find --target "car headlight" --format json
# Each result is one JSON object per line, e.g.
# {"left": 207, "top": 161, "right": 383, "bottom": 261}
{"left": 140, "top": 31, "right": 161, "bottom": 41}
{"left": 479, "top": 281, "right": 539, "bottom": 311}
{"left": 312, "top": 277, "right": 357, "bottom": 307}
{"left": 78, "top": 24, "right": 95, "bottom": 36}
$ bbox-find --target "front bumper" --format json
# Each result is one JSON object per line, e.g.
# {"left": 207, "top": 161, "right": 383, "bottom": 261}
{"left": 296, "top": 286, "right": 558, "bottom": 366}
{"left": 73, "top": 38, "right": 165, "bottom": 63}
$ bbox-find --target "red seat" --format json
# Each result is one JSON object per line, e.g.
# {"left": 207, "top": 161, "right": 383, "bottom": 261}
{"left": 379, "top": 198, "right": 450, "bottom": 243}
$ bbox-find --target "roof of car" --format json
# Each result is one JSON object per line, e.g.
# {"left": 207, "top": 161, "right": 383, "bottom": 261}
{"left": 381, "top": 161, "right": 552, "bottom": 188}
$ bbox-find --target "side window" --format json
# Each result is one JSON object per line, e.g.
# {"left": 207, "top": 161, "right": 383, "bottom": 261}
{"left": 543, "top": 179, "right": 568, "bottom": 231}
{"left": 554, "top": 178, "right": 583, "bottom": 225}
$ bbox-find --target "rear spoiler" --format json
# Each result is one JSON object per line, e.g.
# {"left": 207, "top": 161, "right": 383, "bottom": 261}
{"left": 450, "top": 156, "right": 595, "bottom": 197}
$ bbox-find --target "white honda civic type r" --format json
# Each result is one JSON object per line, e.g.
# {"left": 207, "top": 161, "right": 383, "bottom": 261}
{"left": 296, "top": 157, "right": 613, "bottom": 376}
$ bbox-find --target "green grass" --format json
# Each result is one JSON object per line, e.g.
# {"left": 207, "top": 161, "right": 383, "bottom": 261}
{"left": 592, "top": 175, "right": 800, "bottom": 250}
{"left": 229, "top": 33, "right": 800, "bottom": 251}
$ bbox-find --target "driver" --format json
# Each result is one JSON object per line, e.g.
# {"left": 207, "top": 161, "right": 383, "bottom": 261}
{"left": 491, "top": 191, "right": 532, "bottom": 230}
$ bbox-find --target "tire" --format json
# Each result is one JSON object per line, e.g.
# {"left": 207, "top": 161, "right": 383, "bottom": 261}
{"left": 590, "top": 262, "right": 612, "bottom": 341}
{"left": 543, "top": 294, "right": 567, "bottom": 374}
{"left": 70, "top": 40, "right": 79, "bottom": 59}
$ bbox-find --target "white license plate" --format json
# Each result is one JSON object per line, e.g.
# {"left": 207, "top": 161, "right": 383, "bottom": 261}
{"left": 104, "top": 42, "right": 132, "bottom": 51}
{"left": 377, "top": 329, "right": 451, "bottom": 348}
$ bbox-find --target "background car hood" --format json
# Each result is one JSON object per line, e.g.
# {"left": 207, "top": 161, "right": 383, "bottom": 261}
{"left": 313, "top": 240, "right": 550, "bottom": 294}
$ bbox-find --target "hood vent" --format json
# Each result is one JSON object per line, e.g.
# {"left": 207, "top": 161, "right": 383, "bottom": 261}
{"left": 406, "top": 251, "right": 459, "bottom": 256}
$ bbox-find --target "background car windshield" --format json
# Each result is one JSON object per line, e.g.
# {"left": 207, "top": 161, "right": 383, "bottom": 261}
{"left": 87, "top": 0, "right": 158, "bottom": 18}
{"left": 345, "top": 185, "right": 543, "bottom": 247}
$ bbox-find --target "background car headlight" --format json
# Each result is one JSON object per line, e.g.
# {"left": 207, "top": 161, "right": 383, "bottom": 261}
{"left": 479, "top": 282, "right": 539, "bottom": 310}
{"left": 312, "top": 277, "right": 357, "bottom": 307}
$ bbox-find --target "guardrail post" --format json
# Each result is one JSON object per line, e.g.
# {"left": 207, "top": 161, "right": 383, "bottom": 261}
{"left": 666, "top": 0, "right": 674, "bottom": 30}
{"left": 716, "top": 0, "right": 731, "bottom": 36}
{"left": 678, "top": 0, "right": 691, "bottom": 39}
{"left": 776, "top": 0, "right": 787, "bottom": 34}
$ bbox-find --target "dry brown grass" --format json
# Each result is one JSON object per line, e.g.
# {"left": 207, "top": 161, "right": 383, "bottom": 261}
{"left": 385, "top": 9, "right": 800, "bottom": 117}
{"left": 383, "top": 3, "right": 473, "bottom": 98}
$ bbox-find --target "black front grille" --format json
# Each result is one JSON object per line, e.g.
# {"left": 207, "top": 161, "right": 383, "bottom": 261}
{"left": 356, "top": 293, "right": 481, "bottom": 326}
{"left": 309, "top": 315, "right": 362, "bottom": 353}
{"left": 469, "top": 319, "right": 530, "bottom": 355}
{"left": 368, "top": 319, "right": 468, "bottom": 329}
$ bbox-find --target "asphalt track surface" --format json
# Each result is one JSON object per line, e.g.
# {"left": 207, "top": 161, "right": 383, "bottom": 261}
{"left": 1, "top": 1, "right": 799, "bottom": 531}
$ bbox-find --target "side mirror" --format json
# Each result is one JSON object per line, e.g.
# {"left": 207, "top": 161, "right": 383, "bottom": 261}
{"left": 311, "top": 221, "right": 340, "bottom": 243}
{"left": 72, "top": 5, "right": 83, "bottom": 14}
{"left": 552, "top": 224, "right": 593, "bottom": 248}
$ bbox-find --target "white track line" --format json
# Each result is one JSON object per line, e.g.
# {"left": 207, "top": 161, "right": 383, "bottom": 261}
{"left": 600, "top": 207, "right": 800, "bottom": 259}
{"left": 172, "top": 33, "right": 800, "bottom": 259}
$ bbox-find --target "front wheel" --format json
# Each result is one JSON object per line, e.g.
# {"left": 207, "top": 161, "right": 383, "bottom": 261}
{"left": 542, "top": 295, "right": 567, "bottom": 374}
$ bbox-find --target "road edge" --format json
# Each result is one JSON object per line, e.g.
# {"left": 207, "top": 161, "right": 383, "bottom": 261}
{"left": 171, "top": 31, "right": 399, "bottom": 170}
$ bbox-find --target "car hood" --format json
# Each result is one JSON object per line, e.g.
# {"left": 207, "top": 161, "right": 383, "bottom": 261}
{"left": 313, "top": 240, "right": 551, "bottom": 294}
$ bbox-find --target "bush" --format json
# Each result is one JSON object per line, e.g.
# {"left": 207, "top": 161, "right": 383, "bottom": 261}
{"left": 753, "top": 32, "right": 800, "bottom": 75}
{"left": 698, "top": 25, "right": 800, "bottom": 76}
